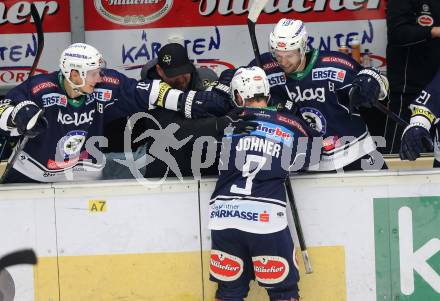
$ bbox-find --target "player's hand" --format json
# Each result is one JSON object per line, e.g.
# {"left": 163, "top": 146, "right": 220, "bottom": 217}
{"left": 209, "top": 68, "right": 237, "bottom": 99}
{"left": 9, "top": 101, "right": 48, "bottom": 137}
{"left": 216, "top": 108, "right": 258, "bottom": 135}
{"left": 218, "top": 68, "right": 236, "bottom": 86}
{"left": 349, "top": 68, "right": 388, "bottom": 109}
{"left": 400, "top": 124, "right": 433, "bottom": 161}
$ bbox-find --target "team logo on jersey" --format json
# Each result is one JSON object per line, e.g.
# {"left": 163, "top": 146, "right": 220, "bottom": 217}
{"left": 252, "top": 256, "right": 290, "bottom": 284}
{"left": 299, "top": 107, "right": 327, "bottom": 135}
{"left": 42, "top": 93, "right": 68, "bottom": 107}
{"left": 289, "top": 86, "right": 325, "bottom": 103}
{"left": 210, "top": 250, "right": 243, "bottom": 281}
{"left": 418, "top": 15, "right": 434, "bottom": 26}
{"left": 267, "top": 72, "right": 286, "bottom": 87}
{"left": 312, "top": 67, "right": 346, "bottom": 83}
{"left": 58, "top": 130, "right": 87, "bottom": 160}
{"left": 94, "top": 0, "right": 172, "bottom": 26}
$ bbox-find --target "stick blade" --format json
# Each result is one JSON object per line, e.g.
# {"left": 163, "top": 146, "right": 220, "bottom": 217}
{"left": 248, "top": 0, "right": 269, "bottom": 23}
{"left": 0, "top": 249, "right": 37, "bottom": 270}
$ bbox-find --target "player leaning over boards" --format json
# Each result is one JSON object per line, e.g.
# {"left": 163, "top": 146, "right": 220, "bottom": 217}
{"left": 209, "top": 66, "right": 318, "bottom": 301}
{"left": 0, "top": 43, "right": 243, "bottom": 183}
{"left": 249, "top": 18, "right": 389, "bottom": 171}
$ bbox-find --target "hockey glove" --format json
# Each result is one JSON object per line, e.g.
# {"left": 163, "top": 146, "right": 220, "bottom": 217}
{"left": 216, "top": 108, "right": 258, "bottom": 135}
{"left": 349, "top": 68, "right": 389, "bottom": 109}
{"left": 218, "top": 68, "right": 236, "bottom": 86}
{"left": 208, "top": 68, "right": 237, "bottom": 103}
{"left": 9, "top": 101, "right": 48, "bottom": 137}
{"left": 400, "top": 124, "right": 434, "bottom": 161}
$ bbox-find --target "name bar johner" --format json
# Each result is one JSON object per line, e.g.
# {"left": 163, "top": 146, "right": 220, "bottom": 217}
{"left": 197, "top": 0, "right": 380, "bottom": 16}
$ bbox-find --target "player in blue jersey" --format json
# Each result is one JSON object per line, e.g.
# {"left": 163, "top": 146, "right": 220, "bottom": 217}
{"left": 399, "top": 68, "right": 440, "bottom": 164}
{"left": 249, "top": 18, "right": 389, "bottom": 171}
{"left": 0, "top": 43, "right": 238, "bottom": 183}
{"left": 209, "top": 66, "right": 317, "bottom": 301}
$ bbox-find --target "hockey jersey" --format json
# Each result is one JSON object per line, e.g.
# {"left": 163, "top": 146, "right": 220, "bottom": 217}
{"left": 209, "top": 107, "right": 315, "bottom": 234}
{"left": 407, "top": 68, "right": 440, "bottom": 160}
{"left": 250, "top": 50, "right": 378, "bottom": 171}
{"left": 0, "top": 69, "right": 222, "bottom": 182}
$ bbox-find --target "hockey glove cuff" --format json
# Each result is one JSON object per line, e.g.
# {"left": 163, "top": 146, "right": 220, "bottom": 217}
{"left": 181, "top": 90, "right": 232, "bottom": 119}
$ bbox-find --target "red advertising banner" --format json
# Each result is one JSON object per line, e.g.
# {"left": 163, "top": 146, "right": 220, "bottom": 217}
{"left": 0, "top": 0, "right": 71, "bottom": 34}
{"left": 84, "top": 0, "right": 386, "bottom": 31}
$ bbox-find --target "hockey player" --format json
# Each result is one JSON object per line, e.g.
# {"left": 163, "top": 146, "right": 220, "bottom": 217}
{"left": 209, "top": 66, "right": 317, "bottom": 301}
{"left": 0, "top": 43, "right": 236, "bottom": 183}
{"left": 399, "top": 68, "right": 439, "bottom": 163}
{"left": 250, "top": 18, "right": 389, "bottom": 171}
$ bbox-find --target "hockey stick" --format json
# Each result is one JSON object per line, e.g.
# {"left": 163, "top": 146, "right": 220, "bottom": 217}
{"left": 29, "top": 3, "right": 45, "bottom": 77}
{"left": 374, "top": 101, "right": 408, "bottom": 127}
{"left": 0, "top": 4, "right": 44, "bottom": 184}
{"left": 0, "top": 249, "right": 37, "bottom": 270}
{"left": 247, "top": 0, "right": 313, "bottom": 274}
{"left": 247, "top": 0, "right": 268, "bottom": 67}
{"left": 285, "top": 178, "right": 313, "bottom": 273}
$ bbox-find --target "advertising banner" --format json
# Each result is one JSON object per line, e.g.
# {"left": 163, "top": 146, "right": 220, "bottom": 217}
{"left": 84, "top": 0, "right": 386, "bottom": 79}
{"left": 0, "top": 0, "right": 71, "bottom": 88}
{"left": 1, "top": 170, "right": 440, "bottom": 300}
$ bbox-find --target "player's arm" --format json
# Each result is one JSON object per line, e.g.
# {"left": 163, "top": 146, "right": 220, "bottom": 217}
{"left": 108, "top": 71, "right": 233, "bottom": 121}
{"left": 0, "top": 80, "right": 47, "bottom": 137}
{"left": 321, "top": 52, "right": 386, "bottom": 112}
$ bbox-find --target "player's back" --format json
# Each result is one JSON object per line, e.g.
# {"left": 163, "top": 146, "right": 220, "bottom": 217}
{"left": 209, "top": 107, "right": 314, "bottom": 233}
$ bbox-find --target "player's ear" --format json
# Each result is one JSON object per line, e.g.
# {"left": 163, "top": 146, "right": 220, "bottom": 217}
{"left": 156, "top": 64, "right": 165, "bottom": 79}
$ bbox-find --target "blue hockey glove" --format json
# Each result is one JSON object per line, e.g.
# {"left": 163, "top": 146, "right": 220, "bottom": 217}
{"left": 9, "top": 101, "right": 48, "bottom": 137}
{"left": 216, "top": 107, "right": 258, "bottom": 135}
{"left": 218, "top": 68, "right": 236, "bottom": 86}
{"left": 400, "top": 124, "right": 434, "bottom": 161}
{"left": 349, "top": 68, "right": 388, "bottom": 109}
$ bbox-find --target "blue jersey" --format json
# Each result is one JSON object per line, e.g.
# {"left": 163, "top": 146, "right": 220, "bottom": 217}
{"left": 250, "top": 50, "right": 377, "bottom": 170}
{"left": 209, "top": 107, "right": 315, "bottom": 234}
{"left": 409, "top": 68, "right": 440, "bottom": 123}
{"left": 0, "top": 69, "right": 219, "bottom": 182}
{"left": 407, "top": 68, "right": 440, "bottom": 161}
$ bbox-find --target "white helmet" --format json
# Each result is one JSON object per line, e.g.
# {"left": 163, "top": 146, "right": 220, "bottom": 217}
{"left": 230, "top": 66, "right": 270, "bottom": 107}
{"left": 59, "top": 43, "right": 104, "bottom": 89}
{"left": 269, "top": 18, "right": 308, "bottom": 57}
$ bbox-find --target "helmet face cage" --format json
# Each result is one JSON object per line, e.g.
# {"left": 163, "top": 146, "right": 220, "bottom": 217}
{"left": 269, "top": 18, "right": 308, "bottom": 59}
{"left": 230, "top": 66, "right": 270, "bottom": 107}
{"left": 59, "top": 43, "right": 105, "bottom": 89}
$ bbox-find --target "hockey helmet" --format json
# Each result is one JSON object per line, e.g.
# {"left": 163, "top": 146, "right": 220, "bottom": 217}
{"left": 269, "top": 18, "right": 308, "bottom": 57}
{"left": 230, "top": 66, "right": 270, "bottom": 107}
{"left": 59, "top": 43, "right": 105, "bottom": 89}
